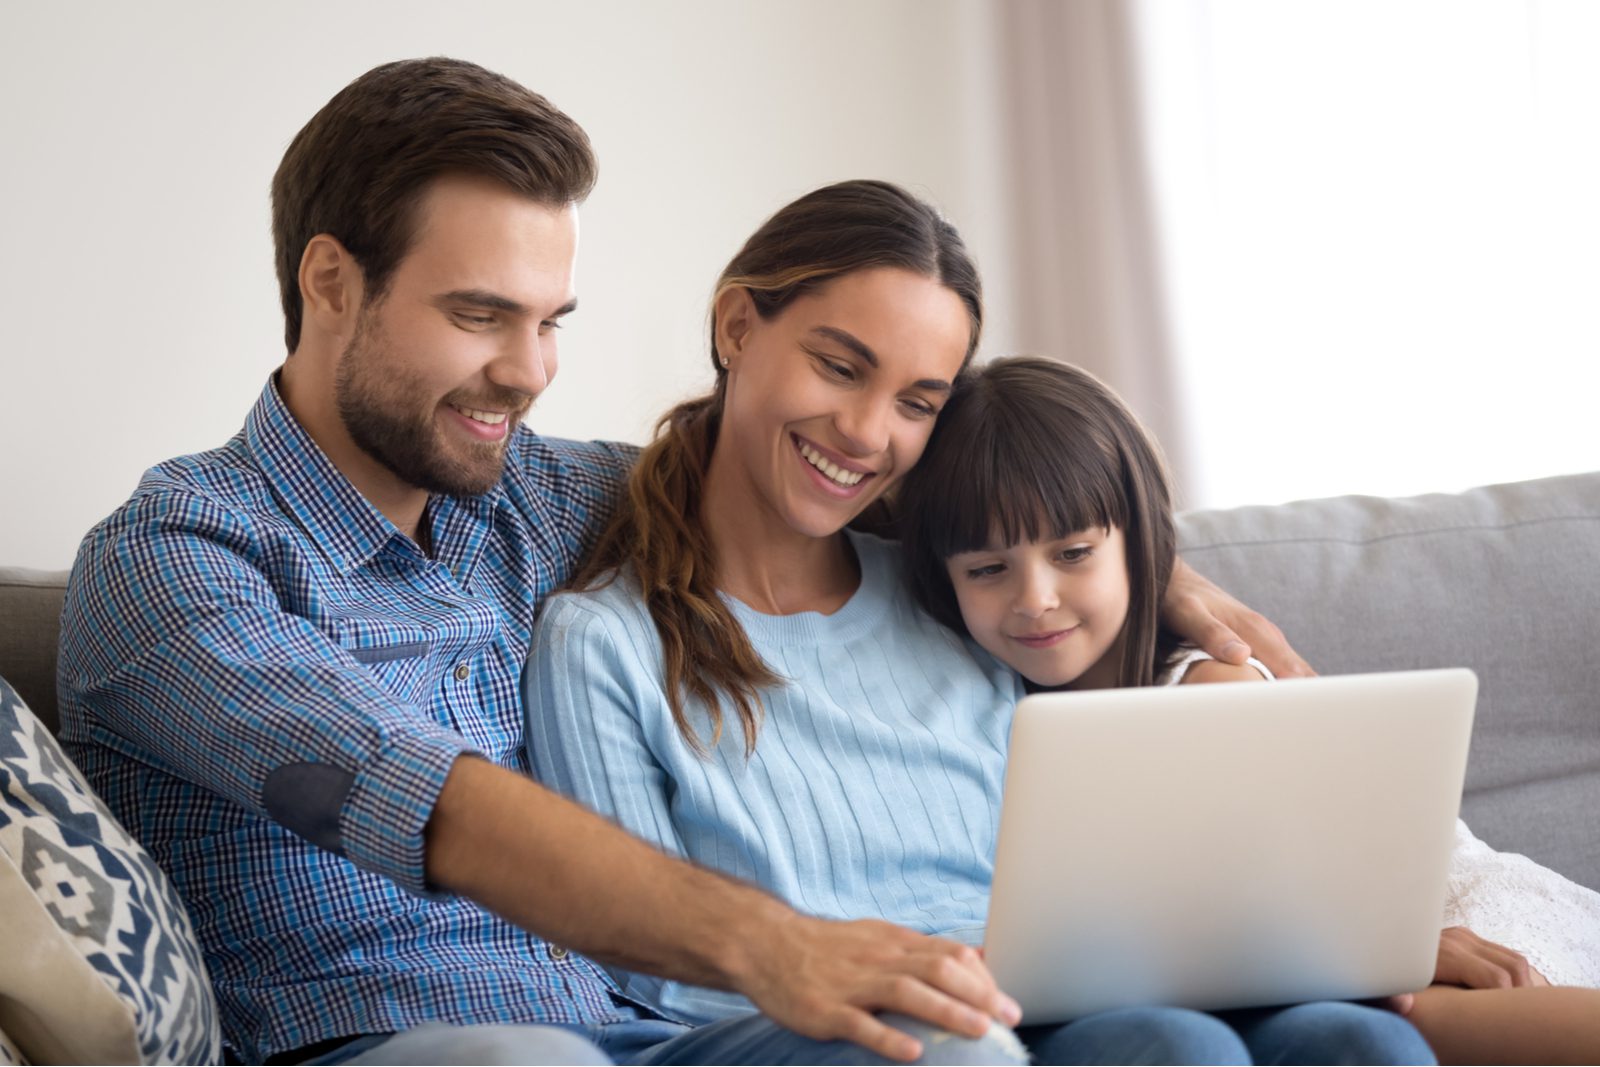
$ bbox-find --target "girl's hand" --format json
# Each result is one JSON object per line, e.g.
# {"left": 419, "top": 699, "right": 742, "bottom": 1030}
{"left": 1162, "top": 558, "right": 1315, "bottom": 678}
{"left": 1434, "top": 925, "right": 1550, "bottom": 989}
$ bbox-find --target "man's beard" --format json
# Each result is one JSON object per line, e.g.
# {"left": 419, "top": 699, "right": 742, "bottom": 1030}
{"left": 334, "top": 308, "right": 525, "bottom": 498}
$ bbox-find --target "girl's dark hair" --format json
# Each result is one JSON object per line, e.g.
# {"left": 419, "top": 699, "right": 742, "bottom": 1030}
{"left": 571, "top": 179, "right": 983, "bottom": 754}
{"left": 899, "top": 356, "right": 1179, "bottom": 688}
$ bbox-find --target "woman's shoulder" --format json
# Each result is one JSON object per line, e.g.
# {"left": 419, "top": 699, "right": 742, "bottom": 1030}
{"left": 536, "top": 568, "right": 655, "bottom": 638}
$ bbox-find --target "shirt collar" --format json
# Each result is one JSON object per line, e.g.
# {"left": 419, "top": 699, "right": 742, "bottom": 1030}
{"left": 243, "top": 374, "right": 419, "bottom": 576}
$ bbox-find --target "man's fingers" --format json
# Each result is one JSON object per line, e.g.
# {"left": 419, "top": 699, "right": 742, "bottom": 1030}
{"left": 829, "top": 1008, "right": 923, "bottom": 1063}
{"left": 912, "top": 947, "right": 1021, "bottom": 1027}
{"left": 877, "top": 971, "right": 992, "bottom": 1038}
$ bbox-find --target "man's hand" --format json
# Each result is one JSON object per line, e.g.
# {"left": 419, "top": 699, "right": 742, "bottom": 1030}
{"left": 1434, "top": 925, "right": 1549, "bottom": 989}
{"left": 733, "top": 912, "right": 1021, "bottom": 1062}
{"left": 1163, "top": 558, "right": 1315, "bottom": 678}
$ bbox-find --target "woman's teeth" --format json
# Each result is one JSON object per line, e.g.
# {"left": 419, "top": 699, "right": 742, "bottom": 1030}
{"left": 799, "top": 441, "right": 865, "bottom": 486}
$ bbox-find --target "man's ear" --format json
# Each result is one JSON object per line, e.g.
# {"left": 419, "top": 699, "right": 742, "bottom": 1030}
{"left": 298, "top": 234, "right": 364, "bottom": 337}
{"left": 713, "top": 285, "right": 757, "bottom": 366}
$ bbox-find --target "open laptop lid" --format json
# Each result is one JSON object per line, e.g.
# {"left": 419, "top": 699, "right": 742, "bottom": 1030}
{"left": 984, "top": 668, "right": 1476, "bottom": 1023}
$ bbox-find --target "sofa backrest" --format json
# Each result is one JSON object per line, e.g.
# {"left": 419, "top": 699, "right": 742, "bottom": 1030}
{"left": 1177, "top": 470, "right": 1600, "bottom": 892}
{"left": 0, "top": 567, "right": 67, "bottom": 736}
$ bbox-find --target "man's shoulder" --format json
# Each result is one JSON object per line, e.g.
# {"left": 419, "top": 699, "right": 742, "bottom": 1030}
{"left": 506, "top": 431, "right": 638, "bottom": 491}
{"left": 88, "top": 434, "right": 280, "bottom": 547}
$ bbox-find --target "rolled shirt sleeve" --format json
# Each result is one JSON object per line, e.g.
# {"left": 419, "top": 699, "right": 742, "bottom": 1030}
{"left": 61, "top": 488, "right": 477, "bottom": 896}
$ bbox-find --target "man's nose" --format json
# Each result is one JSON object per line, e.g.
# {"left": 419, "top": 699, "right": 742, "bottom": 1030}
{"left": 492, "top": 326, "right": 557, "bottom": 399}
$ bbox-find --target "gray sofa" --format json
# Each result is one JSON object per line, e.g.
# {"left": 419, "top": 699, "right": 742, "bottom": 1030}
{"left": 1, "top": 472, "right": 1596, "bottom": 1002}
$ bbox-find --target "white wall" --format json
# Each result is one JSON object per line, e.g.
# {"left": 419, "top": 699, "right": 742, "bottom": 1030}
{"left": 0, "top": 0, "right": 1020, "bottom": 569}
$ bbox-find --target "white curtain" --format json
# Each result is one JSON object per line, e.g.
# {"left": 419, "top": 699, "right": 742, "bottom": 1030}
{"left": 1131, "top": 0, "right": 1600, "bottom": 507}
{"left": 989, "top": 0, "right": 1600, "bottom": 509}
{"left": 992, "top": 0, "right": 1199, "bottom": 500}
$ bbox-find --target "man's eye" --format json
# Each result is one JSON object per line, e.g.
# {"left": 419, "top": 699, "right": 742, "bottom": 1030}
{"left": 539, "top": 319, "right": 565, "bottom": 333}
{"left": 455, "top": 312, "right": 496, "bottom": 327}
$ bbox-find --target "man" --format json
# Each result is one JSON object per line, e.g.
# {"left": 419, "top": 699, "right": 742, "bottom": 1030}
{"left": 58, "top": 57, "right": 1313, "bottom": 1065}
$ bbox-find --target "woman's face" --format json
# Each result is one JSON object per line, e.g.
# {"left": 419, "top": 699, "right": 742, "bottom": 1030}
{"left": 714, "top": 266, "right": 971, "bottom": 540}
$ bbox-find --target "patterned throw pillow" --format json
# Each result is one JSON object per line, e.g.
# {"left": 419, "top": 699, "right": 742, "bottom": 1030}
{"left": 0, "top": 676, "right": 221, "bottom": 1064}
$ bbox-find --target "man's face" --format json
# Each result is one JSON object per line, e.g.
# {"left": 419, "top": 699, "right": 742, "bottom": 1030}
{"left": 334, "top": 174, "right": 579, "bottom": 497}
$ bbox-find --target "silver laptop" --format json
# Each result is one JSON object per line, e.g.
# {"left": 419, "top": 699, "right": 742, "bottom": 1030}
{"left": 984, "top": 669, "right": 1476, "bottom": 1023}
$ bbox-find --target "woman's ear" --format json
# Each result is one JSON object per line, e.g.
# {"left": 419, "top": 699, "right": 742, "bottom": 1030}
{"left": 713, "top": 286, "right": 757, "bottom": 366}
{"left": 298, "top": 234, "right": 364, "bottom": 341}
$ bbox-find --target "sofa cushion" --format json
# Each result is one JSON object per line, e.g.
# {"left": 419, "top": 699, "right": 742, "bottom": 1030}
{"left": 0, "top": 675, "right": 221, "bottom": 1064}
{"left": 1177, "top": 470, "right": 1600, "bottom": 893}
{"left": 0, "top": 569, "right": 68, "bottom": 737}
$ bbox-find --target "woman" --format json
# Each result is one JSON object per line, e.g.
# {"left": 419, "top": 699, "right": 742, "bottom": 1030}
{"left": 524, "top": 180, "right": 1429, "bottom": 1064}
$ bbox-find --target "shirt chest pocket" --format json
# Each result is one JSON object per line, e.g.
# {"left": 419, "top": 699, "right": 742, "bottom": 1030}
{"left": 328, "top": 615, "right": 437, "bottom": 707}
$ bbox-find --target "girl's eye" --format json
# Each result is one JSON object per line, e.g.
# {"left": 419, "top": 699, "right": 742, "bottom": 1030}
{"left": 965, "top": 563, "right": 1005, "bottom": 580}
{"left": 1059, "top": 546, "right": 1092, "bottom": 564}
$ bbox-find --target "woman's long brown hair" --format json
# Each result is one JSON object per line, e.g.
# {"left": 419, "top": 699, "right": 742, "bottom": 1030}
{"left": 570, "top": 179, "right": 982, "bottom": 755}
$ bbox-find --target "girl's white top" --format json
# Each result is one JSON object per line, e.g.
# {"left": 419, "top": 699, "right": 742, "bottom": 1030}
{"left": 1163, "top": 649, "right": 1600, "bottom": 988}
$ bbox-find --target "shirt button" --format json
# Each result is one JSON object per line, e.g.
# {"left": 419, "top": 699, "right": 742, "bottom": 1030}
{"left": 550, "top": 945, "right": 568, "bottom": 961}
{"left": 453, "top": 663, "right": 469, "bottom": 682}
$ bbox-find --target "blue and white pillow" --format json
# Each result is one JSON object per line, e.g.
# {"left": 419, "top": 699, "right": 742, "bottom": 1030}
{"left": 0, "top": 676, "right": 221, "bottom": 1064}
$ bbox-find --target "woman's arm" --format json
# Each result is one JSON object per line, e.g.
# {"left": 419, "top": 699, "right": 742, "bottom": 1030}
{"left": 1163, "top": 557, "right": 1315, "bottom": 678}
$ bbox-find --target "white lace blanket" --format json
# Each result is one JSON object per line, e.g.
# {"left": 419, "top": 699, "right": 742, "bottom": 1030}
{"left": 1443, "top": 819, "right": 1600, "bottom": 987}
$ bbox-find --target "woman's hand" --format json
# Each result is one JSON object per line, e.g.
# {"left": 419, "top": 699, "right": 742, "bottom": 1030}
{"left": 1163, "top": 557, "right": 1315, "bottom": 678}
{"left": 1434, "top": 925, "right": 1550, "bottom": 989}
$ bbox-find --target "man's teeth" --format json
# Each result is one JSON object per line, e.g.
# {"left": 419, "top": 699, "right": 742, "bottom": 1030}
{"left": 452, "top": 405, "right": 508, "bottom": 426}
{"left": 798, "top": 442, "right": 865, "bottom": 487}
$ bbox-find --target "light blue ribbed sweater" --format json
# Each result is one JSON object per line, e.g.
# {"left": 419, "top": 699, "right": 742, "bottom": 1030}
{"left": 524, "top": 529, "right": 1024, "bottom": 1024}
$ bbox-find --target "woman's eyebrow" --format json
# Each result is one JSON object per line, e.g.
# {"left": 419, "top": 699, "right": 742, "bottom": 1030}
{"left": 809, "top": 325, "right": 953, "bottom": 392}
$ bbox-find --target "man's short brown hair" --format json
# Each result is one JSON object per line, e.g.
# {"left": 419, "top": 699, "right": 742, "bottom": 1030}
{"left": 271, "top": 57, "right": 597, "bottom": 352}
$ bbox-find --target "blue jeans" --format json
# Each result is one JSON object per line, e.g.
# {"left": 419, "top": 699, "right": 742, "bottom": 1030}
{"left": 308, "top": 1001, "right": 1433, "bottom": 1065}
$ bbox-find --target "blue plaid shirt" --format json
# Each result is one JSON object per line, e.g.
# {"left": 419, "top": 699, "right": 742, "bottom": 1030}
{"left": 58, "top": 377, "right": 641, "bottom": 1062}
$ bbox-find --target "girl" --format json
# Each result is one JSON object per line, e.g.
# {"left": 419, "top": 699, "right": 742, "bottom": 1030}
{"left": 526, "top": 180, "right": 1431, "bottom": 1064}
{"left": 897, "top": 355, "right": 1600, "bottom": 1065}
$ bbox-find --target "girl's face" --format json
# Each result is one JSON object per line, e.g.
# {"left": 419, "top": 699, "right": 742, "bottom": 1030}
{"left": 714, "top": 267, "right": 970, "bottom": 540}
{"left": 945, "top": 527, "right": 1131, "bottom": 689}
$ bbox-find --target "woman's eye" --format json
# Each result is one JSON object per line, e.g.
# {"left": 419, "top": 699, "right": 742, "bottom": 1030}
{"left": 900, "top": 398, "right": 937, "bottom": 419}
{"left": 814, "top": 355, "right": 855, "bottom": 381}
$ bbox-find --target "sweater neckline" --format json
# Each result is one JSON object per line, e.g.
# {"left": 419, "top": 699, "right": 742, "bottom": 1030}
{"left": 721, "top": 529, "right": 896, "bottom": 647}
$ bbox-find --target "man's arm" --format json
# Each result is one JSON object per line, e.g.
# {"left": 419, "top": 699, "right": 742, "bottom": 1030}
{"left": 1163, "top": 557, "right": 1315, "bottom": 678}
{"left": 426, "top": 756, "right": 1019, "bottom": 1062}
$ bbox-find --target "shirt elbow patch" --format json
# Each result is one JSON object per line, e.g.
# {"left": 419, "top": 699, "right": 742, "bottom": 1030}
{"left": 263, "top": 762, "right": 357, "bottom": 854}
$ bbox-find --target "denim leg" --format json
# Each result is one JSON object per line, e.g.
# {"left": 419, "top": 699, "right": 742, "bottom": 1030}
{"left": 615, "top": 1012, "right": 1027, "bottom": 1066}
{"left": 1020, "top": 1006, "right": 1250, "bottom": 1066}
{"left": 327, "top": 1022, "right": 613, "bottom": 1065}
{"left": 1219, "top": 1002, "right": 1435, "bottom": 1066}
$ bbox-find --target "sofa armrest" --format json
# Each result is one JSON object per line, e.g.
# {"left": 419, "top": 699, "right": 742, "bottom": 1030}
{"left": 0, "top": 568, "right": 69, "bottom": 737}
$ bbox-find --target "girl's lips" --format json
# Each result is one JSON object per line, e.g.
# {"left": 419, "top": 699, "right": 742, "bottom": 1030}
{"left": 1010, "top": 628, "right": 1076, "bottom": 649}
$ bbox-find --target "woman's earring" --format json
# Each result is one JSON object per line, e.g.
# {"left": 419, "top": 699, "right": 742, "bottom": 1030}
{"left": 720, "top": 355, "right": 730, "bottom": 368}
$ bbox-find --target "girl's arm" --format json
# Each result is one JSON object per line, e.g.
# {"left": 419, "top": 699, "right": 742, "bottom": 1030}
{"left": 1179, "top": 658, "right": 1269, "bottom": 684}
{"left": 1164, "top": 557, "right": 1314, "bottom": 678}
